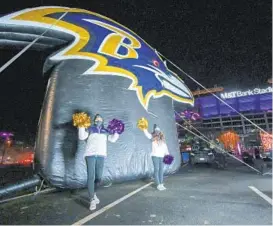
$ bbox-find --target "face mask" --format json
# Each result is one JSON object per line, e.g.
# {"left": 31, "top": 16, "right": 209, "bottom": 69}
{"left": 95, "top": 121, "right": 102, "bottom": 127}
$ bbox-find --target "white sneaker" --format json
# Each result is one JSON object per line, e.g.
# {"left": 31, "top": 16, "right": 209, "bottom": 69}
{"left": 157, "top": 185, "right": 164, "bottom": 191}
{"left": 94, "top": 193, "right": 100, "bottom": 204}
{"left": 161, "top": 184, "right": 167, "bottom": 190}
{"left": 89, "top": 199, "right": 96, "bottom": 211}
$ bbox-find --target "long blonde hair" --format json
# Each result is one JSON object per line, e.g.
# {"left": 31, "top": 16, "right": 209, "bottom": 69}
{"left": 152, "top": 131, "right": 165, "bottom": 143}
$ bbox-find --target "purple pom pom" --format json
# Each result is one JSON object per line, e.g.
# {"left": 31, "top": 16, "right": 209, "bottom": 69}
{"left": 107, "top": 119, "right": 125, "bottom": 135}
{"left": 163, "top": 155, "right": 174, "bottom": 165}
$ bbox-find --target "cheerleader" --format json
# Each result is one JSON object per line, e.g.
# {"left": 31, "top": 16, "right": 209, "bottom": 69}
{"left": 78, "top": 114, "right": 119, "bottom": 210}
{"left": 143, "top": 124, "right": 169, "bottom": 191}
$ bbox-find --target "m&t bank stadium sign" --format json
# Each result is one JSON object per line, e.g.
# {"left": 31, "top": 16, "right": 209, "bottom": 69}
{"left": 220, "top": 87, "right": 273, "bottom": 99}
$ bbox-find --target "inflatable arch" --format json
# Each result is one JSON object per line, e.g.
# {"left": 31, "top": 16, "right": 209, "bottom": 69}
{"left": 0, "top": 6, "right": 194, "bottom": 188}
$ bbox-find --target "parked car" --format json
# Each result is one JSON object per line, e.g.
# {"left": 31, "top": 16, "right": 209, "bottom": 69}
{"left": 190, "top": 141, "right": 215, "bottom": 166}
{"left": 242, "top": 150, "right": 271, "bottom": 173}
{"left": 261, "top": 151, "right": 272, "bottom": 161}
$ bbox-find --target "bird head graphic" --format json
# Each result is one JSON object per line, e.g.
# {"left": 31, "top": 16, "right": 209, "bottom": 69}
{"left": 0, "top": 6, "right": 194, "bottom": 110}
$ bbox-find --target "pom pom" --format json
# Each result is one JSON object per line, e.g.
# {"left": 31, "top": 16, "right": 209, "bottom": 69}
{"left": 107, "top": 119, "right": 125, "bottom": 134}
{"left": 163, "top": 154, "right": 174, "bottom": 165}
{"left": 72, "top": 112, "right": 91, "bottom": 128}
{"left": 137, "top": 117, "right": 148, "bottom": 130}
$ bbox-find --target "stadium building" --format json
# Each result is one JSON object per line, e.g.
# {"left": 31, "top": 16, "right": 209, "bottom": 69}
{"left": 176, "top": 85, "right": 272, "bottom": 151}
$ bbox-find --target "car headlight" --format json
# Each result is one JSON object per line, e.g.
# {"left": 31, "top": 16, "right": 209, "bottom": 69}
{"left": 190, "top": 153, "right": 195, "bottom": 156}
{"left": 208, "top": 152, "right": 213, "bottom": 156}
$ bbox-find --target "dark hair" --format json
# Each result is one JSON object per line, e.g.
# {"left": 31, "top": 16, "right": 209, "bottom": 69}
{"left": 94, "top": 114, "right": 103, "bottom": 121}
{"left": 153, "top": 124, "right": 161, "bottom": 132}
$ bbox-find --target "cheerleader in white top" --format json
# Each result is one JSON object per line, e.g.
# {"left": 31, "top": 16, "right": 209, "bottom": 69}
{"left": 78, "top": 114, "right": 120, "bottom": 211}
{"left": 143, "top": 124, "right": 169, "bottom": 191}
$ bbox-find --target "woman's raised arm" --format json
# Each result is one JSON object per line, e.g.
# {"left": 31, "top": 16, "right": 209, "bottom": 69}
{"left": 78, "top": 127, "right": 89, "bottom": 140}
{"left": 143, "top": 129, "right": 152, "bottom": 140}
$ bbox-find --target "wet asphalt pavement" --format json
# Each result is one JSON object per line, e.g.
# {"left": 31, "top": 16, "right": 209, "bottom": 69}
{"left": 0, "top": 163, "right": 272, "bottom": 225}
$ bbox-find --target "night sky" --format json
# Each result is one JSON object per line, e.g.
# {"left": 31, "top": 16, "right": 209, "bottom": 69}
{"left": 0, "top": 0, "right": 271, "bottom": 141}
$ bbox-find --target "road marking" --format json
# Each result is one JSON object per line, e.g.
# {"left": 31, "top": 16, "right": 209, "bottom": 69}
{"left": 71, "top": 182, "right": 154, "bottom": 225}
{"left": 248, "top": 186, "right": 272, "bottom": 205}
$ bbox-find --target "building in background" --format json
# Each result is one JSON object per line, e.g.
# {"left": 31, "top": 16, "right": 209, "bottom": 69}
{"left": 176, "top": 86, "right": 272, "bottom": 152}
